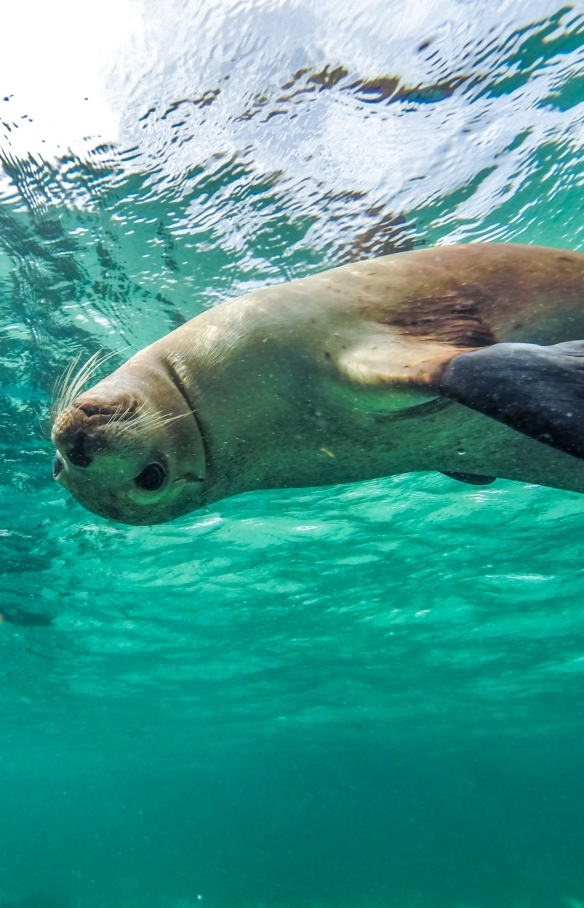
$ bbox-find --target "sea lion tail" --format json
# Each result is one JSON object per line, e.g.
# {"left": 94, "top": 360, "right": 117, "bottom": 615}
{"left": 438, "top": 340, "right": 584, "bottom": 460}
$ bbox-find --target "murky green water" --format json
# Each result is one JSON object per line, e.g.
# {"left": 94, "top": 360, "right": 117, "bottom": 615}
{"left": 2, "top": 2, "right": 584, "bottom": 906}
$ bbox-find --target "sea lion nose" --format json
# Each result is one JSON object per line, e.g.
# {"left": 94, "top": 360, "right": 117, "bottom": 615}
{"left": 66, "top": 430, "right": 92, "bottom": 467}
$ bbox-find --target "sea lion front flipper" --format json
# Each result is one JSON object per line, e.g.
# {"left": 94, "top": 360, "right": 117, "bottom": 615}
{"left": 438, "top": 340, "right": 584, "bottom": 459}
{"left": 338, "top": 334, "right": 474, "bottom": 387}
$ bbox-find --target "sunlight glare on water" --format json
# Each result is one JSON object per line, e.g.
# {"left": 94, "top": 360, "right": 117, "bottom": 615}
{"left": 2, "top": 2, "right": 584, "bottom": 907}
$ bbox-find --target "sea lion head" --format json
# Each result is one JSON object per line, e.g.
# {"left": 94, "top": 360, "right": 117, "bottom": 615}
{"left": 51, "top": 353, "right": 207, "bottom": 525}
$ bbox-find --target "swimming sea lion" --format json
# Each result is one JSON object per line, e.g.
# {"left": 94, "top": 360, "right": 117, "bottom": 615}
{"left": 51, "top": 243, "right": 584, "bottom": 525}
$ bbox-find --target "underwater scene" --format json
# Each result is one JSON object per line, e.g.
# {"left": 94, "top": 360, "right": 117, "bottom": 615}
{"left": 3, "top": 1, "right": 584, "bottom": 906}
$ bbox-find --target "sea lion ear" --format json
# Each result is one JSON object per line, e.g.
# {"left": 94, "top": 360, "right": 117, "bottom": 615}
{"left": 437, "top": 340, "right": 584, "bottom": 460}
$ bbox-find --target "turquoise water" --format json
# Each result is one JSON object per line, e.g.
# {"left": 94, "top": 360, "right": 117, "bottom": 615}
{"left": 3, "top": 2, "right": 584, "bottom": 906}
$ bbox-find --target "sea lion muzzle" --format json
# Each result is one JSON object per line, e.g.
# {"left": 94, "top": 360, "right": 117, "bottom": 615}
{"left": 53, "top": 407, "right": 112, "bottom": 467}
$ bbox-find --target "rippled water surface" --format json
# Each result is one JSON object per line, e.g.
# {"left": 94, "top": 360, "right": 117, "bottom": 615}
{"left": 2, "top": 2, "right": 584, "bottom": 906}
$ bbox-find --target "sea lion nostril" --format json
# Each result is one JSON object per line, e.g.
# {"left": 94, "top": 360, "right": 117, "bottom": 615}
{"left": 67, "top": 431, "right": 92, "bottom": 467}
{"left": 53, "top": 455, "right": 64, "bottom": 478}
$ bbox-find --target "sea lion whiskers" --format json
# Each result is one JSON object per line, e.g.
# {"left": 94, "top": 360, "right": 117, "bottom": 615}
{"left": 124, "top": 408, "right": 189, "bottom": 434}
{"left": 102, "top": 404, "right": 189, "bottom": 438}
{"left": 51, "top": 351, "right": 83, "bottom": 425}
{"left": 51, "top": 350, "right": 120, "bottom": 426}
{"left": 64, "top": 350, "right": 121, "bottom": 410}
{"left": 103, "top": 397, "right": 145, "bottom": 428}
{"left": 54, "top": 351, "right": 96, "bottom": 417}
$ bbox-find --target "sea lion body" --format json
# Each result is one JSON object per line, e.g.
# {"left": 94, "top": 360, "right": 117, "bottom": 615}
{"left": 52, "top": 244, "right": 584, "bottom": 524}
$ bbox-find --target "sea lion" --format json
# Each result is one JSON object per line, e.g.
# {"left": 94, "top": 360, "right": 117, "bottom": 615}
{"left": 51, "top": 243, "right": 584, "bottom": 525}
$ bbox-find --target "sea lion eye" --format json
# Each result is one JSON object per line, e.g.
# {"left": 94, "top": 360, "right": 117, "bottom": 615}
{"left": 134, "top": 462, "right": 166, "bottom": 491}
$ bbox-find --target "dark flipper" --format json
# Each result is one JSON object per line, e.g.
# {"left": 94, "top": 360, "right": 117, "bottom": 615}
{"left": 439, "top": 340, "right": 584, "bottom": 459}
{"left": 441, "top": 471, "right": 496, "bottom": 485}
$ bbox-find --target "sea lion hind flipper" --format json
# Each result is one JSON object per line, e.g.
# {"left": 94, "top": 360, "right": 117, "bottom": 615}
{"left": 438, "top": 340, "right": 584, "bottom": 459}
{"left": 441, "top": 471, "right": 496, "bottom": 485}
